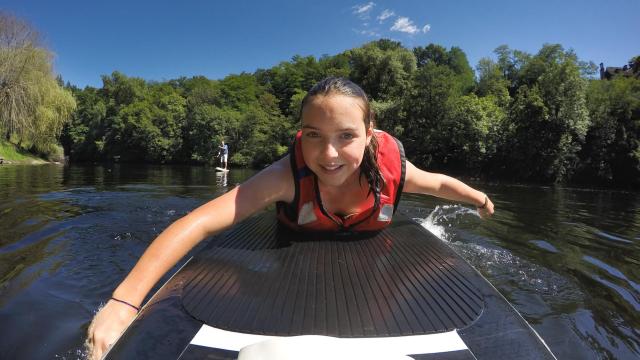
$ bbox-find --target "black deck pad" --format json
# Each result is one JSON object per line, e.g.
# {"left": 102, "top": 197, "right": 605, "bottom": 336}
{"left": 182, "top": 213, "right": 484, "bottom": 337}
{"left": 107, "top": 212, "right": 556, "bottom": 359}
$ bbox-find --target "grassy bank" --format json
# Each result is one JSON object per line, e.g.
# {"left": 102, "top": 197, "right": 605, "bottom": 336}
{"left": 0, "top": 141, "right": 48, "bottom": 165}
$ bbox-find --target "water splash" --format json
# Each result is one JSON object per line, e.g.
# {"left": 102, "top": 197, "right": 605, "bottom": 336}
{"left": 413, "top": 205, "right": 582, "bottom": 304}
{"left": 54, "top": 347, "right": 90, "bottom": 360}
{"left": 413, "top": 204, "right": 478, "bottom": 242}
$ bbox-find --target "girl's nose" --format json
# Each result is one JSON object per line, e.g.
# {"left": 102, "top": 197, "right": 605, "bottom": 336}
{"left": 321, "top": 140, "right": 339, "bottom": 158}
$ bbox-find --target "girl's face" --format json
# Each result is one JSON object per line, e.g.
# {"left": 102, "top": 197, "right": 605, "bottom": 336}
{"left": 300, "top": 94, "right": 372, "bottom": 188}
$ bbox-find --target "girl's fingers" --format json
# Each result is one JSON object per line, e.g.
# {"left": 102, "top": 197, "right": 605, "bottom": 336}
{"left": 88, "top": 301, "right": 137, "bottom": 360}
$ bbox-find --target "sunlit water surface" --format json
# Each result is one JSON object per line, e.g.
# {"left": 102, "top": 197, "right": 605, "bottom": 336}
{"left": 0, "top": 164, "right": 638, "bottom": 359}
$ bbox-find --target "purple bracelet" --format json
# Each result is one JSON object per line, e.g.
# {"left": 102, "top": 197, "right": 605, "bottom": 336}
{"left": 110, "top": 297, "right": 140, "bottom": 312}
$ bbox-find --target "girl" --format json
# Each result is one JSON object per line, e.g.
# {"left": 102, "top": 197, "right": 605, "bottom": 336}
{"left": 88, "top": 77, "right": 494, "bottom": 359}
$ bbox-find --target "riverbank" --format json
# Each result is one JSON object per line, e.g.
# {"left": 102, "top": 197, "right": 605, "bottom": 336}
{"left": 0, "top": 141, "right": 49, "bottom": 165}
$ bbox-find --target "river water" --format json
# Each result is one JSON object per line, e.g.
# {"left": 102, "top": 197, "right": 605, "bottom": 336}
{"left": 0, "top": 164, "right": 638, "bottom": 359}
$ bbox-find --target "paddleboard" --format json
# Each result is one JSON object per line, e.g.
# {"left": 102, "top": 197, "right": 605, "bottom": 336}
{"left": 104, "top": 212, "right": 557, "bottom": 360}
{"left": 215, "top": 167, "right": 229, "bottom": 172}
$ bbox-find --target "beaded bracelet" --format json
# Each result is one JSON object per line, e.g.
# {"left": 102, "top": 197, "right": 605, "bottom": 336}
{"left": 110, "top": 297, "right": 140, "bottom": 312}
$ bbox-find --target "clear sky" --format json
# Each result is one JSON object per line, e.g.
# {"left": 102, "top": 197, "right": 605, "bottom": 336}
{"left": 2, "top": 0, "right": 637, "bottom": 88}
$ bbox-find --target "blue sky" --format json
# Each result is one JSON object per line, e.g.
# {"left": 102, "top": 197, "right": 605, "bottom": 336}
{"left": 2, "top": 0, "right": 637, "bottom": 88}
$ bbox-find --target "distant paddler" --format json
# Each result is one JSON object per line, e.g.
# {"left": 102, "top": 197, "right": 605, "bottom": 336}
{"left": 217, "top": 140, "right": 229, "bottom": 172}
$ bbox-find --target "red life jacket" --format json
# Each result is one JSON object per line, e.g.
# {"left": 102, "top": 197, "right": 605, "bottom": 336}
{"left": 276, "top": 130, "right": 406, "bottom": 232}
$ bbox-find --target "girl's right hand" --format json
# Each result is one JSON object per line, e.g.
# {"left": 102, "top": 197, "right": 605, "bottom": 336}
{"left": 84, "top": 157, "right": 294, "bottom": 359}
{"left": 87, "top": 300, "right": 138, "bottom": 360}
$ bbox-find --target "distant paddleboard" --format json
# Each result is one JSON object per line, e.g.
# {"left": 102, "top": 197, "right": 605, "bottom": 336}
{"left": 215, "top": 167, "right": 229, "bottom": 172}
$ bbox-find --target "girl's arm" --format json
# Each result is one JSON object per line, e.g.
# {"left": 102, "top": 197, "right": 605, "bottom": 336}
{"left": 402, "top": 160, "right": 494, "bottom": 218}
{"left": 89, "top": 156, "right": 294, "bottom": 359}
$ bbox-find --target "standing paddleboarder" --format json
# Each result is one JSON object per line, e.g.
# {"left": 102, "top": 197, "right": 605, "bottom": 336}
{"left": 218, "top": 140, "right": 229, "bottom": 170}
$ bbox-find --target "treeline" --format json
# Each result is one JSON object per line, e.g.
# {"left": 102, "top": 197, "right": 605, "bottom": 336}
{"left": 62, "top": 40, "right": 640, "bottom": 187}
{"left": 1, "top": 11, "right": 638, "bottom": 187}
{"left": 63, "top": 73, "right": 292, "bottom": 167}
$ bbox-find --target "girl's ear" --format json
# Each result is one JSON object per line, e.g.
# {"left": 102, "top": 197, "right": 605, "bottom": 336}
{"left": 365, "top": 110, "right": 375, "bottom": 145}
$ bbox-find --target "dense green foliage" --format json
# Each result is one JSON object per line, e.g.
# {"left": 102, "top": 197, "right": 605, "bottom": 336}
{"left": 4, "top": 23, "right": 625, "bottom": 187}
{"left": 578, "top": 77, "right": 640, "bottom": 186}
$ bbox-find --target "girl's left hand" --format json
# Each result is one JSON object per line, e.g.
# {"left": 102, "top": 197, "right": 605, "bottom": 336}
{"left": 477, "top": 196, "right": 494, "bottom": 219}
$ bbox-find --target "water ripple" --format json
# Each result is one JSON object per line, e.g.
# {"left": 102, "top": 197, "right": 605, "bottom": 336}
{"left": 594, "top": 230, "right": 633, "bottom": 244}
{"left": 529, "top": 240, "right": 559, "bottom": 253}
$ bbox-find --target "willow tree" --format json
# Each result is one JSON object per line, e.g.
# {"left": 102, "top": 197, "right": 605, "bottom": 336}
{"left": 0, "top": 11, "right": 75, "bottom": 154}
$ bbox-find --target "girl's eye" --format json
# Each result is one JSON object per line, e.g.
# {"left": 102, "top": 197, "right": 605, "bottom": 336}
{"left": 341, "top": 133, "right": 354, "bottom": 140}
{"left": 305, "top": 131, "right": 320, "bottom": 138}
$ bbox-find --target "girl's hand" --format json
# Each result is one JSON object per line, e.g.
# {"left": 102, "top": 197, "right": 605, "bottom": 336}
{"left": 87, "top": 300, "right": 138, "bottom": 360}
{"left": 477, "top": 196, "right": 494, "bottom": 219}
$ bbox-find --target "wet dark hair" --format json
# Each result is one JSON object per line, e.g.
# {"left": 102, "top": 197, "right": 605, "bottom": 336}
{"left": 300, "top": 77, "right": 385, "bottom": 206}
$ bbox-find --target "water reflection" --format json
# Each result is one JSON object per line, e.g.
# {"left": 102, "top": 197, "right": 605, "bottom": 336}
{"left": 216, "top": 171, "right": 228, "bottom": 187}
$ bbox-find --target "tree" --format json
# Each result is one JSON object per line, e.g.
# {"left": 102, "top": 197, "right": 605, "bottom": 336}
{"left": 233, "top": 107, "right": 289, "bottom": 167}
{"left": 257, "top": 56, "right": 320, "bottom": 116}
{"left": 500, "top": 44, "right": 590, "bottom": 182}
{"left": 146, "top": 83, "right": 186, "bottom": 162}
{"left": 348, "top": 39, "right": 416, "bottom": 101}
{"left": 476, "top": 57, "right": 510, "bottom": 107}
{"left": 441, "top": 94, "right": 506, "bottom": 175}
{"left": 287, "top": 88, "right": 307, "bottom": 123}
{"left": 0, "top": 11, "right": 75, "bottom": 155}
{"left": 494, "top": 45, "right": 530, "bottom": 94}
{"left": 100, "top": 71, "right": 146, "bottom": 108}
{"left": 630, "top": 56, "right": 640, "bottom": 74}
{"left": 446, "top": 46, "right": 475, "bottom": 95}
{"left": 579, "top": 77, "right": 640, "bottom": 187}
{"left": 401, "top": 62, "right": 457, "bottom": 169}
{"left": 318, "top": 53, "right": 351, "bottom": 79}
{"left": 184, "top": 104, "right": 239, "bottom": 163}
{"left": 413, "top": 44, "right": 475, "bottom": 95}
{"left": 413, "top": 44, "right": 448, "bottom": 68}
{"left": 61, "top": 86, "right": 107, "bottom": 161}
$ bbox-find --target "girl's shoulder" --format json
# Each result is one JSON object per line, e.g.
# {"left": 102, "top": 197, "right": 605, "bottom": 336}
{"left": 268, "top": 154, "right": 293, "bottom": 179}
{"left": 245, "top": 155, "right": 295, "bottom": 204}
